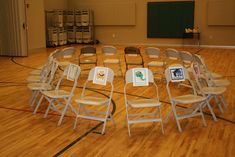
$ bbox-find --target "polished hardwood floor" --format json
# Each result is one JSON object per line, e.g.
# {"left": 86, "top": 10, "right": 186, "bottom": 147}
{"left": 0, "top": 45, "right": 234, "bottom": 157}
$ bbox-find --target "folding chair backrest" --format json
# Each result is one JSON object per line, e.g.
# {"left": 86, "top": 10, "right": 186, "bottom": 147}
{"left": 179, "top": 51, "right": 193, "bottom": 63}
{"left": 60, "top": 47, "right": 76, "bottom": 58}
{"left": 165, "top": 64, "right": 197, "bottom": 98}
{"left": 145, "top": 47, "right": 161, "bottom": 58}
{"left": 190, "top": 62, "right": 208, "bottom": 94}
{"left": 47, "top": 59, "right": 60, "bottom": 84}
{"left": 124, "top": 46, "right": 141, "bottom": 55}
{"left": 193, "top": 54, "right": 208, "bottom": 70}
{"left": 80, "top": 46, "right": 96, "bottom": 55}
{"left": 87, "top": 67, "right": 115, "bottom": 83}
{"left": 125, "top": 68, "right": 154, "bottom": 84}
{"left": 39, "top": 55, "right": 57, "bottom": 82}
{"left": 125, "top": 68, "right": 159, "bottom": 102}
{"left": 192, "top": 54, "right": 215, "bottom": 86}
{"left": 55, "top": 64, "right": 81, "bottom": 90}
{"left": 49, "top": 49, "right": 61, "bottom": 58}
{"left": 102, "top": 45, "right": 117, "bottom": 55}
{"left": 193, "top": 54, "right": 211, "bottom": 77}
{"left": 165, "top": 64, "right": 190, "bottom": 83}
{"left": 165, "top": 48, "right": 180, "bottom": 60}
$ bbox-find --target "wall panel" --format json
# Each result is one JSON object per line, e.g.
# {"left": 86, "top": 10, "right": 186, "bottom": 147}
{"left": 207, "top": 0, "right": 235, "bottom": 26}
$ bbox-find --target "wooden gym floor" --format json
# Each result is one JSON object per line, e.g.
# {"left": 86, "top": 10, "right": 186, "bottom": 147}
{"left": 0, "top": 45, "right": 234, "bottom": 157}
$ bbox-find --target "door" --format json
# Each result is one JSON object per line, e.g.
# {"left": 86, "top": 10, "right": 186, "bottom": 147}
{"left": 0, "top": 0, "right": 28, "bottom": 56}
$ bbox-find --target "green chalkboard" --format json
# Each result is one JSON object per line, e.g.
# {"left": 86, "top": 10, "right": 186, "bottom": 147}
{"left": 147, "top": 1, "right": 194, "bottom": 38}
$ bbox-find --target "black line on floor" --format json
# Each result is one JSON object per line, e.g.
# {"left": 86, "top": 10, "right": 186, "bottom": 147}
{"left": 53, "top": 122, "right": 103, "bottom": 157}
{"left": 1, "top": 80, "right": 234, "bottom": 156}
{"left": 0, "top": 106, "right": 74, "bottom": 118}
{"left": 10, "top": 57, "right": 40, "bottom": 70}
{"left": 0, "top": 84, "right": 27, "bottom": 88}
{"left": 51, "top": 86, "right": 116, "bottom": 156}
{"left": 224, "top": 75, "right": 235, "bottom": 78}
{"left": 195, "top": 48, "right": 203, "bottom": 54}
{"left": 0, "top": 81, "right": 27, "bottom": 84}
{"left": 1, "top": 81, "right": 234, "bottom": 124}
{"left": 79, "top": 86, "right": 235, "bottom": 125}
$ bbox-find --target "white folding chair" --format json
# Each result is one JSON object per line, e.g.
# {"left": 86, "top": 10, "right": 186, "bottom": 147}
{"left": 27, "top": 49, "right": 60, "bottom": 82}
{"left": 193, "top": 54, "right": 230, "bottom": 87}
{"left": 39, "top": 64, "right": 81, "bottom": 126}
{"left": 56, "top": 47, "right": 77, "bottom": 67}
{"left": 193, "top": 54, "right": 223, "bottom": 79}
{"left": 144, "top": 47, "right": 165, "bottom": 80}
{"left": 165, "top": 48, "right": 181, "bottom": 61}
{"left": 124, "top": 46, "right": 144, "bottom": 71}
{"left": 29, "top": 49, "right": 60, "bottom": 76}
{"left": 191, "top": 62, "right": 228, "bottom": 114}
{"left": 28, "top": 59, "right": 59, "bottom": 107}
{"left": 165, "top": 64, "right": 212, "bottom": 132}
{"left": 179, "top": 51, "right": 194, "bottom": 69}
{"left": 74, "top": 67, "right": 115, "bottom": 134}
{"left": 124, "top": 68, "right": 164, "bottom": 136}
{"left": 102, "top": 45, "right": 122, "bottom": 76}
{"left": 79, "top": 46, "right": 97, "bottom": 68}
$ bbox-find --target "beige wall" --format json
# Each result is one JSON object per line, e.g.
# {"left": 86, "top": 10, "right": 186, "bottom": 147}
{"left": 27, "top": 0, "right": 45, "bottom": 50}
{"left": 68, "top": 0, "right": 235, "bottom": 46}
{"left": 44, "top": 0, "right": 68, "bottom": 10}
{"left": 26, "top": 0, "right": 68, "bottom": 50}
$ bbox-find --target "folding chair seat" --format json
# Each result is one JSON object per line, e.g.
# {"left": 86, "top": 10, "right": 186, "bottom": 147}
{"left": 124, "top": 68, "right": 164, "bottom": 136}
{"left": 165, "top": 64, "right": 215, "bottom": 132}
{"left": 36, "top": 64, "right": 81, "bottom": 126}
{"left": 102, "top": 45, "right": 122, "bottom": 76}
{"left": 193, "top": 54, "right": 230, "bottom": 87}
{"left": 30, "top": 69, "right": 42, "bottom": 75}
{"left": 74, "top": 67, "right": 115, "bottom": 134}
{"left": 191, "top": 62, "right": 228, "bottom": 114}
{"left": 28, "top": 59, "right": 59, "bottom": 107}
{"left": 124, "top": 47, "right": 144, "bottom": 71}
{"left": 144, "top": 47, "right": 165, "bottom": 80}
{"left": 79, "top": 46, "right": 97, "bottom": 67}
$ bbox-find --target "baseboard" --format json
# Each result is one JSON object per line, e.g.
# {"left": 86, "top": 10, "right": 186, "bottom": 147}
{"left": 199, "top": 45, "right": 235, "bottom": 49}
{"left": 104, "top": 42, "right": 235, "bottom": 49}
